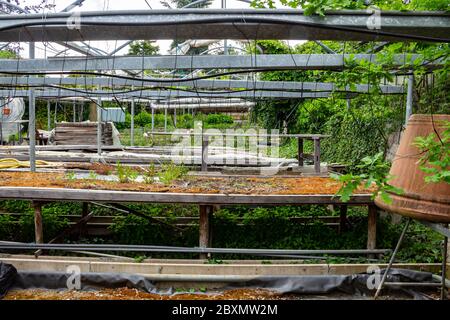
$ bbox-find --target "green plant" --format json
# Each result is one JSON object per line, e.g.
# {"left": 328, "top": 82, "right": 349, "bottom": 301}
{"left": 413, "top": 121, "right": 450, "bottom": 184}
{"left": 65, "top": 171, "right": 76, "bottom": 181}
{"left": 87, "top": 171, "right": 98, "bottom": 180}
{"left": 331, "top": 152, "right": 403, "bottom": 203}
{"left": 158, "top": 162, "right": 188, "bottom": 185}
{"left": 143, "top": 163, "right": 157, "bottom": 184}
{"left": 116, "top": 161, "right": 139, "bottom": 183}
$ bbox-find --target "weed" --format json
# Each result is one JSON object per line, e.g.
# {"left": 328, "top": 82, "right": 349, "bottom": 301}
{"left": 158, "top": 162, "right": 188, "bottom": 185}
{"left": 65, "top": 171, "right": 76, "bottom": 181}
{"left": 88, "top": 171, "right": 98, "bottom": 180}
{"left": 116, "top": 161, "right": 139, "bottom": 183}
{"left": 143, "top": 163, "right": 156, "bottom": 184}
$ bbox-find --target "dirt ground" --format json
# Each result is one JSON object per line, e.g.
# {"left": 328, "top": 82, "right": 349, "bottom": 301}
{"left": 4, "top": 288, "right": 287, "bottom": 300}
{"left": 0, "top": 172, "right": 373, "bottom": 195}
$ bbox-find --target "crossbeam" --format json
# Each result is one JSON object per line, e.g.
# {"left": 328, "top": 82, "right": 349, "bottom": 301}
{"left": 0, "top": 77, "right": 405, "bottom": 94}
{"left": 0, "top": 54, "right": 434, "bottom": 72}
{"left": 0, "top": 9, "right": 448, "bottom": 42}
{"left": 0, "top": 88, "right": 339, "bottom": 99}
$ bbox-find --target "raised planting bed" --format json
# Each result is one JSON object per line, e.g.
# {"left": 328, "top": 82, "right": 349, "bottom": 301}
{"left": 0, "top": 172, "right": 373, "bottom": 196}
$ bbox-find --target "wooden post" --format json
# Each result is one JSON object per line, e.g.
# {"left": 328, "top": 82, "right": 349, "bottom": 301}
{"left": 199, "top": 205, "right": 213, "bottom": 259}
{"left": 79, "top": 202, "right": 89, "bottom": 237}
{"left": 313, "top": 137, "right": 321, "bottom": 174}
{"left": 33, "top": 201, "right": 43, "bottom": 244}
{"left": 339, "top": 205, "right": 348, "bottom": 234}
{"left": 297, "top": 137, "right": 304, "bottom": 167}
{"left": 367, "top": 205, "right": 378, "bottom": 255}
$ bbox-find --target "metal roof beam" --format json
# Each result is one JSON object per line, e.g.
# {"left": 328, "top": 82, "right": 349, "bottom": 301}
{"left": 0, "top": 9, "right": 448, "bottom": 42}
{"left": 0, "top": 88, "right": 340, "bottom": 99}
{"left": 0, "top": 54, "right": 434, "bottom": 72}
{"left": 0, "top": 77, "right": 404, "bottom": 94}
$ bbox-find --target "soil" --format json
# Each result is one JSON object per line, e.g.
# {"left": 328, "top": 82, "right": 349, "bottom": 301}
{"left": 0, "top": 172, "right": 374, "bottom": 195}
{"left": 4, "top": 288, "right": 287, "bottom": 300}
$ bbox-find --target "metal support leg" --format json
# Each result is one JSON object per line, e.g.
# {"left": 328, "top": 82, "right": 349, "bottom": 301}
{"left": 313, "top": 137, "right": 321, "bottom": 174}
{"left": 441, "top": 227, "right": 448, "bottom": 300}
{"left": 297, "top": 137, "right": 304, "bottom": 167}
{"left": 201, "top": 135, "right": 209, "bottom": 172}
{"left": 374, "top": 218, "right": 411, "bottom": 299}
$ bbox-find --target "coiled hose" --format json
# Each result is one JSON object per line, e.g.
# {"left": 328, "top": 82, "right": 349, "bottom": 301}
{"left": 0, "top": 158, "right": 55, "bottom": 169}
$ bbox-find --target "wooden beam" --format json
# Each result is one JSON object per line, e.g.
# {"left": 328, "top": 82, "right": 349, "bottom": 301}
{"left": 367, "top": 205, "right": 378, "bottom": 253}
{"left": 199, "top": 205, "right": 213, "bottom": 259}
{"left": 339, "top": 205, "right": 348, "bottom": 234}
{"left": 32, "top": 201, "right": 44, "bottom": 245}
{"left": 0, "top": 187, "right": 374, "bottom": 205}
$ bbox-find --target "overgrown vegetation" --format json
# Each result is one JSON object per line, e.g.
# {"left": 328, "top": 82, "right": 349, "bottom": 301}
{"left": 0, "top": 201, "right": 442, "bottom": 263}
{"left": 331, "top": 152, "right": 403, "bottom": 203}
{"left": 414, "top": 120, "right": 450, "bottom": 184}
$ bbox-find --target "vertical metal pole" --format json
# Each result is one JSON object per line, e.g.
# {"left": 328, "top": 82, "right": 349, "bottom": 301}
{"left": 72, "top": 100, "right": 76, "bottom": 122}
{"left": 174, "top": 107, "right": 177, "bottom": 128}
{"left": 29, "top": 42, "right": 36, "bottom": 172}
{"left": 47, "top": 100, "right": 51, "bottom": 130}
{"left": 151, "top": 106, "right": 155, "bottom": 132}
{"left": 297, "top": 137, "right": 304, "bottom": 167}
{"left": 222, "top": 0, "right": 228, "bottom": 55}
{"left": 374, "top": 218, "right": 411, "bottom": 300}
{"left": 164, "top": 107, "right": 168, "bottom": 131}
{"left": 97, "top": 96, "right": 102, "bottom": 156}
{"left": 313, "top": 137, "right": 321, "bottom": 174}
{"left": 201, "top": 135, "right": 209, "bottom": 172}
{"left": 130, "top": 86, "right": 135, "bottom": 146}
{"left": 441, "top": 228, "right": 448, "bottom": 300}
{"left": 405, "top": 74, "right": 414, "bottom": 125}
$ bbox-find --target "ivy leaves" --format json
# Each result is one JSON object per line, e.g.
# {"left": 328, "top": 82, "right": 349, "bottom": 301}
{"left": 413, "top": 121, "right": 450, "bottom": 184}
{"left": 331, "top": 152, "right": 403, "bottom": 203}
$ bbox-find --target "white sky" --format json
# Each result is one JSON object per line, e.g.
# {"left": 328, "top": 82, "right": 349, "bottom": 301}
{"left": 16, "top": 0, "right": 298, "bottom": 58}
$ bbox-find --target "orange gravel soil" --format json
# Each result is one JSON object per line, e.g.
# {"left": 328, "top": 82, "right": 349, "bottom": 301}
{"left": 0, "top": 172, "right": 373, "bottom": 195}
{"left": 5, "top": 288, "right": 286, "bottom": 300}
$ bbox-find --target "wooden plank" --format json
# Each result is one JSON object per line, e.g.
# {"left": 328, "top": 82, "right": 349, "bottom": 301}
{"left": 0, "top": 187, "right": 374, "bottom": 205}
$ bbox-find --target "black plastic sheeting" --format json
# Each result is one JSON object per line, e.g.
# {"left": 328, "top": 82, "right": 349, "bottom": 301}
{"left": 0, "top": 262, "right": 17, "bottom": 299}
{"left": 3, "top": 264, "right": 438, "bottom": 300}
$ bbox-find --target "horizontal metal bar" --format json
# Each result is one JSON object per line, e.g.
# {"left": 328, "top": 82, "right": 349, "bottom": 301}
{"left": 0, "top": 54, "right": 433, "bottom": 72}
{"left": 0, "top": 88, "right": 337, "bottom": 99}
{"left": 0, "top": 9, "right": 448, "bottom": 42}
{"left": 419, "top": 220, "right": 450, "bottom": 238}
{"left": 0, "top": 242, "right": 391, "bottom": 255}
{"left": 0, "top": 77, "right": 405, "bottom": 94}
{"left": 383, "top": 282, "right": 441, "bottom": 287}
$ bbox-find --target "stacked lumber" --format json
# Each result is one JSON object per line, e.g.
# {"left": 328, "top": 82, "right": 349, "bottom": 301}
{"left": 54, "top": 122, "right": 113, "bottom": 145}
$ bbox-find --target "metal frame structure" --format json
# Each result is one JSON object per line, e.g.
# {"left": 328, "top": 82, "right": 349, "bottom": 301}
{"left": 0, "top": 10, "right": 448, "bottom": 42}
{"left": 0, "top": 5, "right": 448, "bottom": 300}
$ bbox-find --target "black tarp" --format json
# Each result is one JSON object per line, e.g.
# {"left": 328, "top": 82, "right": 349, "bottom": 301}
{"left": 0, "top": 262, "right": 17, "bottom": 299}
{"left": 6, "top": 268, "right": 437, "bottom": 299}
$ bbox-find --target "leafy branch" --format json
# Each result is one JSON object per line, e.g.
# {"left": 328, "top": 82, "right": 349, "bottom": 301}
{"left": 413, "top": 120, "right": 450, "bottom": 184}
{"left": 331, "top": 152, "right": 403, "bottom": 203}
